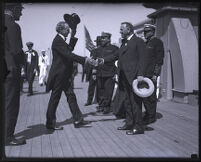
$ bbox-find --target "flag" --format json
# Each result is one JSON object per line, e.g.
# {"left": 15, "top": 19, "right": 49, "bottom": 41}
{"left": 84, "top": 25, "right": 95, "bottom": 52}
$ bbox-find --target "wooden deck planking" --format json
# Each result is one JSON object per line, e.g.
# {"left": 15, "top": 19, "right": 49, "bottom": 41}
{"left": 4, "top": 72, "right": 199, "bottom": 158}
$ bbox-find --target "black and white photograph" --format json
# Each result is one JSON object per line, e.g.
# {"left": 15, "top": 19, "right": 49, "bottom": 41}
{"left": 0, "top": 1, "right": 199, "bottom": 160}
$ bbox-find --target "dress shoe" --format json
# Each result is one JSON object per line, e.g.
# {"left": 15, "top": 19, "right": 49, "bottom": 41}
{"left": 46, "top": 125, "right": 63, "bottom": 130}
{"left": 84, "top": 102, "right": 92, "bottom": 106}
{"left": 6, "top": 137, "right": 26, "bottom": 146}
{"left": 126, "top": 129, "right": 144, "bottom": 135}
{"left": 74, "top": 120, "right": 91, "bottom": 128}
{"left": 27, "top": 92, "right": 33, "bottom": 96}
{"left": 96, "top": 106, "right": 103, "bottom": 112}
{"left": 143, "top": 118, "right": 156, "bottom": 125}
{"left": 103, "top": 108, "right": 111, "bottom": 114}
{"left": 117, "top": 124, "right": 132, "bottom": 130}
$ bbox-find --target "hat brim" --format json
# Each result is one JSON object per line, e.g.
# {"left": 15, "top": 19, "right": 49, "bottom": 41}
{"left": 132, "top": 77, "right": 154, "bottom": 98}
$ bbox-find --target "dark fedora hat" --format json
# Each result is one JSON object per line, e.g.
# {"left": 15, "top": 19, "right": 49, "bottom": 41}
{"left": 63, "top": 13, "right": 80, "bottom": 30}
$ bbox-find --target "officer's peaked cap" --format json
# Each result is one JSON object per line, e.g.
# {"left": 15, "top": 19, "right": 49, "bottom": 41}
{"left": 101, "top": 32, "right": 111, "bottom": 38}
{"left": 26, "top": 42, "right": 33, "bottom": 46}
{"left": 144, "top": 24, "right": 156, "bottom": 31}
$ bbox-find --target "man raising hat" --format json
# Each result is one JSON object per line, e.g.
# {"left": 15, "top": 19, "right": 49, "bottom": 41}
{"left": 142, "top": 23, "right": 164, "bottom": 125}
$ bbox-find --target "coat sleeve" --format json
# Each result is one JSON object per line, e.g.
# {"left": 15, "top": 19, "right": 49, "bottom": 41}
{"left": 53, "top": 40, "right": 86, "bottom": 65}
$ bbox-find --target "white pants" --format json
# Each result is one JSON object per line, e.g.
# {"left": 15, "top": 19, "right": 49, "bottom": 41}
{"left": 39, "top": 65, "right": 48, "bottom": 85}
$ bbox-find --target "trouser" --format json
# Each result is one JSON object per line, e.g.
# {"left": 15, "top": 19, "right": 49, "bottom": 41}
{"left": 120, "top": 71, "right": 143, "bottom": 130}
{"left": 46, "top": 79, "right": 83, "bottom": 127}
{"left": 4, "top": 67, "right": 21, "bottom": 138}
{"left": 97, "top": 76, "right": 115, "bottom": 111}
{"left": 87, "top": 78, "right": 97, "bottom": 103}
{"left": 27, "top": 64, "right": 36, "bottom": 93}
{"left": 142, "top": 78, "right": 157, "bottom": 119}
{"left": 39, "top": 65, "right": 48, "bottom": 85}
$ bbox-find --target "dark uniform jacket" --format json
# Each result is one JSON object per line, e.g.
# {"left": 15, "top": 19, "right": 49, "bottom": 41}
{"left": 4, "top": 14, "right": 24, "bottom": 70}
{"left": 92, "top": 44, "right": 119, "bottom": 77}
{"left": 103, "top": 34, "right": 146, "bottom": 85}
{"left": 144, "top": 37, "right": 164, "bottom": 77}
{"left": 46, "top": 34, "right": 85, "bottom": 92}
{"left": 24, "top": 49, "right": 39, "bottom": 80}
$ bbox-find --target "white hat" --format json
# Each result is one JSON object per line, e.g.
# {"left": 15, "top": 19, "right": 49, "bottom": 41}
{"left": 144, "top": 24, "right": 156, "bottom": 31}
{"left": 132, "top": 77, "right": 154, "bottom": 98}
{"left": 41, "top": 49, "right": 46, "bottom": 52}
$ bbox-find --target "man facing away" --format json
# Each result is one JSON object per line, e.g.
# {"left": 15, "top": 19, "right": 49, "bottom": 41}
{"left": 45, "top": 21, "right": 96, "bottom": 130}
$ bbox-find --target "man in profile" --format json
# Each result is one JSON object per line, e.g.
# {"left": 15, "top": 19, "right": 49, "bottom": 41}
{"left": 4, "top": 3, "right": 26, "bottom": 145}
{"left": 46, "top": 21, "right": 96, "bottom": 129}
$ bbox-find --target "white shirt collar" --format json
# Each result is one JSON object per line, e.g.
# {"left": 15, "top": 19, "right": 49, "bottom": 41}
{"left": 127, "top": 34, "right": 134, "bottom": 41}
{"left": 58, "top": 33, "right": 66, "bottom": 41}
{"left": 4, "top": 11, "right": 14, "bottom": 18}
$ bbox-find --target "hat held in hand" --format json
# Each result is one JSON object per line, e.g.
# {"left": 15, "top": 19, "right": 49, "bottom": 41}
{"left": 63, "top": 13, "right": 80, "bottom": 30}
{"left": 132, "top": 77, "right": 154, "bottom": 98}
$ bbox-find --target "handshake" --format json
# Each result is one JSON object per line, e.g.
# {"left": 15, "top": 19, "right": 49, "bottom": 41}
{"left": 85, "top": 57, "right": 104, "bottom": 67}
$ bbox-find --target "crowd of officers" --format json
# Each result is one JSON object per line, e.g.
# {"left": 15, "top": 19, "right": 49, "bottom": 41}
{"left": 3, "top": 2, "right": 164, "bottom": 146}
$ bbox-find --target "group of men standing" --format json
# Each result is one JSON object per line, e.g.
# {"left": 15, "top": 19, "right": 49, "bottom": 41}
{"left": 3, "top": 2, "right": 164, "bottom": 147}
{"left": 84, "top": 22, "right": 164, "bottom": 135}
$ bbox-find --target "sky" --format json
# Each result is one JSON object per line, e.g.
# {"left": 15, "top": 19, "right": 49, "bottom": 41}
{"left": 18, "top": 3, "right": 155, "bottom": 57}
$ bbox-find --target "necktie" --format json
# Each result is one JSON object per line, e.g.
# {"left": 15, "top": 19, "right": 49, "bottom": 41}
{"left": 64, "top": 37, "right": 66, "bottom": 41}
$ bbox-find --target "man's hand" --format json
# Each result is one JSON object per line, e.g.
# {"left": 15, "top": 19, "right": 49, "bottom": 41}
{"left": 85, "top": 57, "right": 98, "bottom": 67}
{"left": 96, "top": 57, "right": 104, "bottom": 65}
{"left": 152, "top": 75, "right": 157, "bottom": 82}
{"left": 137, "top": 76, "right": 144, "bottom": 82}
{"left": 92, "top": 75, "right": 96, "bottom": 80}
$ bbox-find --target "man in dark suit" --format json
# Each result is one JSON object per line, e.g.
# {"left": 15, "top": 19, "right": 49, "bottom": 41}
{"left": 25, "top": 42, "right": 39, "bottom": 96}
{"left": 97, "top": 22, "right": 147, "bottom": 135}
{"left": 84, "top": 36, "right": 101, "bottom": 106}
{"left": 142, "top": 24, "right": 164, "bottom": 125}
{"left": 46, "top": 21, "right": 95, "bottom": 130}
{"left": 92, "top": 32, "right": 119, "bottom": 114}
{"left": 4, "top": 3, "right": 26, "bottom": 145}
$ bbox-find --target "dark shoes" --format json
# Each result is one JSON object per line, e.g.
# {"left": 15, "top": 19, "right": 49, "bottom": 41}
{"left": 117, "top": 124, "right": 133, "bottom": 130}
{"left": 143, "top": 116, "right": 157, "bottom": 125}
{"left": 6, "top": 137, "right": 26, "bottom": 146}
{"left": 96, "top": 106, "right": 104, "bottom": 112}
{"left": 84, "top": 102, "right": 92, "bottom": 106}
{"left": 126, "top": 128, "right": 144, "bottom": 135}
{"left": 74, "top": 119, "right": 91, "bottom": 128}
{"left": 27, "top": 92, "right": 33, "bottom": 96}
{"left": 46, "top": 125, "right": 64, "bottom": 130}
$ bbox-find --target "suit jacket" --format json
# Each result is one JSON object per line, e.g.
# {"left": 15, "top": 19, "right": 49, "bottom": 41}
{"left": 46, "top": 34, "right": 85, "bottom": 92}
{"left": 4, "top": 14, "right": 24, "bottom": 70}
{"left": 144, "top": 37, "right": 164, "bottom": 77}
{"left": 25, "top": 50, "right": 39, "bottom": 70}
{"left": 104, "top": 34, "right": 146, "bottom": 85}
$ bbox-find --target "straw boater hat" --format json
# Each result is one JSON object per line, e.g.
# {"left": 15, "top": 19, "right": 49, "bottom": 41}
{"left": 132, "top": 77, "right": 154, "bottom": 98}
